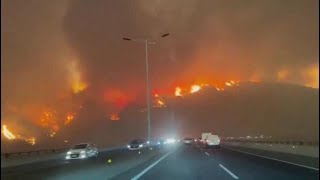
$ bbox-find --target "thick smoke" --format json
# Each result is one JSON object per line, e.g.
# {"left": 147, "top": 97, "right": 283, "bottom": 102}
{"left": 1, "top": 0, "right": 319, "bottom": 151}
{"left": 63, "top": 0, "right": 319, "bottom": 92}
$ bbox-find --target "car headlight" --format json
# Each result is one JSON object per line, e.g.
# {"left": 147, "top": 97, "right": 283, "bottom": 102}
{"left": 166, "top": 138, "right": 176, "bottom": 144}
{"left": 80, "top": 150, "right": 86, "bottom": 154}
{"left": 147, "top": 141, "right": 150, "bottom": 144}
{"left": 157, "top": 142, "right": 160, "bottom": 145}
{"left": 80, "top": 154, "right": 86, "bottom": 158}
{"left": 67, "top": 151, "right": 71, "bottom": 155}
{"left": 139, "top": 144, "right": 143, "bottom": 147}
{"left": 127, "top": 145, "right": 130, "bottom": 148}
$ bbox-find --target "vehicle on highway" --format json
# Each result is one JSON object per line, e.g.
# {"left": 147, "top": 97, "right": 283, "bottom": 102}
{"left": 157, "top": 139, "right": 165, "bottom": 145}
{"left": 127, "top": 139, "right": 148, "bottom": 150}
{"left": 201, "top": 132, "right": 212, "bottom": 145}
{"left": 194, "top": 137, "right": 202, "bottom": 143}
{"left": 183, "top": 137, "right": 193, "bottom": 144}
{"left": 65, "top": 143, "right": 98, "bottom": 160}
{"left": 204, "top": 134, "right": 220, "bottom": 148}
{"left": 201, "top": 133, "right": 211, "bottom": 142}
{"left": 165, "top": 138, "right": 178, "bottom": 144}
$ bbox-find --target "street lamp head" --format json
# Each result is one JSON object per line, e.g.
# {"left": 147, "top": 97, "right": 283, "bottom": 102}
{"left": 123, "top": 38, "right": 131, "bottom": 41}
{"left": 161, "top": 33, "right": 170, "bottom": 38}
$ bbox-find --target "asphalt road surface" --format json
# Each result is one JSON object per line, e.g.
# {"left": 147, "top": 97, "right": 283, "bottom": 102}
{"left": 2, "top": 144, "right": 319, "bottom": 180}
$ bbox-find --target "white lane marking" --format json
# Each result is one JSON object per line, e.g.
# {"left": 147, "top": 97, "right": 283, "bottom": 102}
{"left": 224, "top": 147, "right": 319, "bottom": 171}
{"left": 131, "top": 151, "right": 172, "bottom": 180}
{"left": 219, "top": 164, "right": 239, "bottom": 179}
{"left": 205, "top": 152, "right": 210, "bottom": 156}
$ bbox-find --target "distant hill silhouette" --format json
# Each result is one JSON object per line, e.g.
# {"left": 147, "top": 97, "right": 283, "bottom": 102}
{"left": 2, "top": 82, "right": 318, "bottom": 152}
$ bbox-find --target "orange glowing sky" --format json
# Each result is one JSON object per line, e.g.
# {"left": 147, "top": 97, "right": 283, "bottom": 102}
{"left": 1, "top": 0, "right": 318, "bottom": 145}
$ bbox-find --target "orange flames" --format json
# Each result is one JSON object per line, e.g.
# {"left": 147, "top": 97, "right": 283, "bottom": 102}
{"left": 1, "top": 125, "right": 36, "bottom": 145}
{"left": 175, "top": 87, "right": 182, "bottom": 97}
{"left": 174, "top": 81, "right": 240, "bottom": 96}
{"left": 67, "top": 60, "right": 87, "bottom": 94}
{"left": 152, "top": 93, "right": 167, "bottom": 108}
{"left": 190, "top": 85, "right": 201, "bottom": 93}
{"left": 40, "top": 109, "right": 60, "bottom": 132}
{"left": 157, "top": 99, "right": 165, "bottom": 106}
{"left": 2, "top": 125, "right": 16, "bottom": 140}
{"left": 225, "top": 80, "right": 239, "bottom": 87}
{"left": 64, "top": 113, "right": 75, "bottom": 125}
{"left": 110, "top": 114, "right": 120, "bottom": 121}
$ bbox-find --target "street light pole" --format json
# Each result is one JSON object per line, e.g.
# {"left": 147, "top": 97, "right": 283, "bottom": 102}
{"left": 123, "top": 34, "right": 170, "bottom": 143}
{"left": 145, "top": 40, "right": 151, "bottom": 143}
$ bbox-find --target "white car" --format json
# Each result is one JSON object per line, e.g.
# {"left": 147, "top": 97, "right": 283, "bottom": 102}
{"left": 183, "top": 138, "right": 193, "bottom": 144}
{"left": 65, "top": 143, "right": 98, "bottom": 160}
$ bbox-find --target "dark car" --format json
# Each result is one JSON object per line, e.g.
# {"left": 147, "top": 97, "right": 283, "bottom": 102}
{"left": 127, "top": 139, "right": 147, "bottom": 150}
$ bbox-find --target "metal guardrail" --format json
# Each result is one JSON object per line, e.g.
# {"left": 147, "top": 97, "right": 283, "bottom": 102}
{"left": 1, "top": 143, "right": 128, "bottom": 159}
{"left": 221, "top": 139, "right": 319, "bottom": 146}
{"left": 1, "top": 148, "right": 68, "bottom": 159}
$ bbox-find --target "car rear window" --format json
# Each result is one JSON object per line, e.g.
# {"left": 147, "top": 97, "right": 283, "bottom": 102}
{"left": 72, "top": 144, "right": 88, "bottom": 149}
{"left": 131, "top": 140, "right": 143, "bottom": 144}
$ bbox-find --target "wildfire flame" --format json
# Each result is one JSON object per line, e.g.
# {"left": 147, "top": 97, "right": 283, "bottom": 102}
{"left": 68, "top": 60, "right": 87, "bottom": 94}
{"left": 110, "top": 114, "right": 120, "bottom": 121}
{"left": 174, "top": 81, "right": 240, "bottom": 96}
{"left": 216, "top": 87, "right": 224, "bottom": 91}
{"left": 190, "top": 85, "right": 201, "bottom": 93}
{"left": 225, "top": 82, "right": 232, "bottom": 86}
{"left": 40, "top": 109, "right": 59, "bottom": 132}
{"left": 72, "top": 82, "right": 87, "bottom": 94}
{"left": 49, "top": 131, "right": 56, "bottom": 137}
{"left": 157, "top": 99, "right": 165, "bottom": 106}
{"left": 1, "top": 125, "right": 36, "bottom": 145}
{"left": 175, "top": 87, "right": 182, "bottom": 97}
{"left": 225, "top": 80, "right": 240, "bottom": 87}
{"left": 64, "top": 113, "right": 75, "bottom": 125}
{"left": 2, "top": 125, "right": 16, "bottom": 140}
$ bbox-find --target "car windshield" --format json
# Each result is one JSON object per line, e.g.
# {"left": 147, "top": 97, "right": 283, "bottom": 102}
{"left": 131, "top": 140, "right": 143, "bottom": 144}
{"left": 72, "top": 144, "right": 88, "bottom": 149}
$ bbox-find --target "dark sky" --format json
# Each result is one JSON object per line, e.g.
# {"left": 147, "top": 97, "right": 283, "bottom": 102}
{"left": 1, "top": 0, "right": 319, "bottom": 148}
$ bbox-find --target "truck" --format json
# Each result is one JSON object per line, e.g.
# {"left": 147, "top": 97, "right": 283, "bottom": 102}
{"left": 201, "top": 132, "right": 220, "bottom": 149}
{"left": 201, "top": 133, "right": 211, "bottom": 143}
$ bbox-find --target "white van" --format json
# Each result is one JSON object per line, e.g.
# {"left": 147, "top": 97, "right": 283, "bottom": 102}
{"left": 205, "top": 134, "right": 220, "bottom": 148}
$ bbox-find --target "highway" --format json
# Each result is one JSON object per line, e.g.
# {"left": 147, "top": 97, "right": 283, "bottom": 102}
{"left": 2, "top": 144, "right": 319, "bottom": 180}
